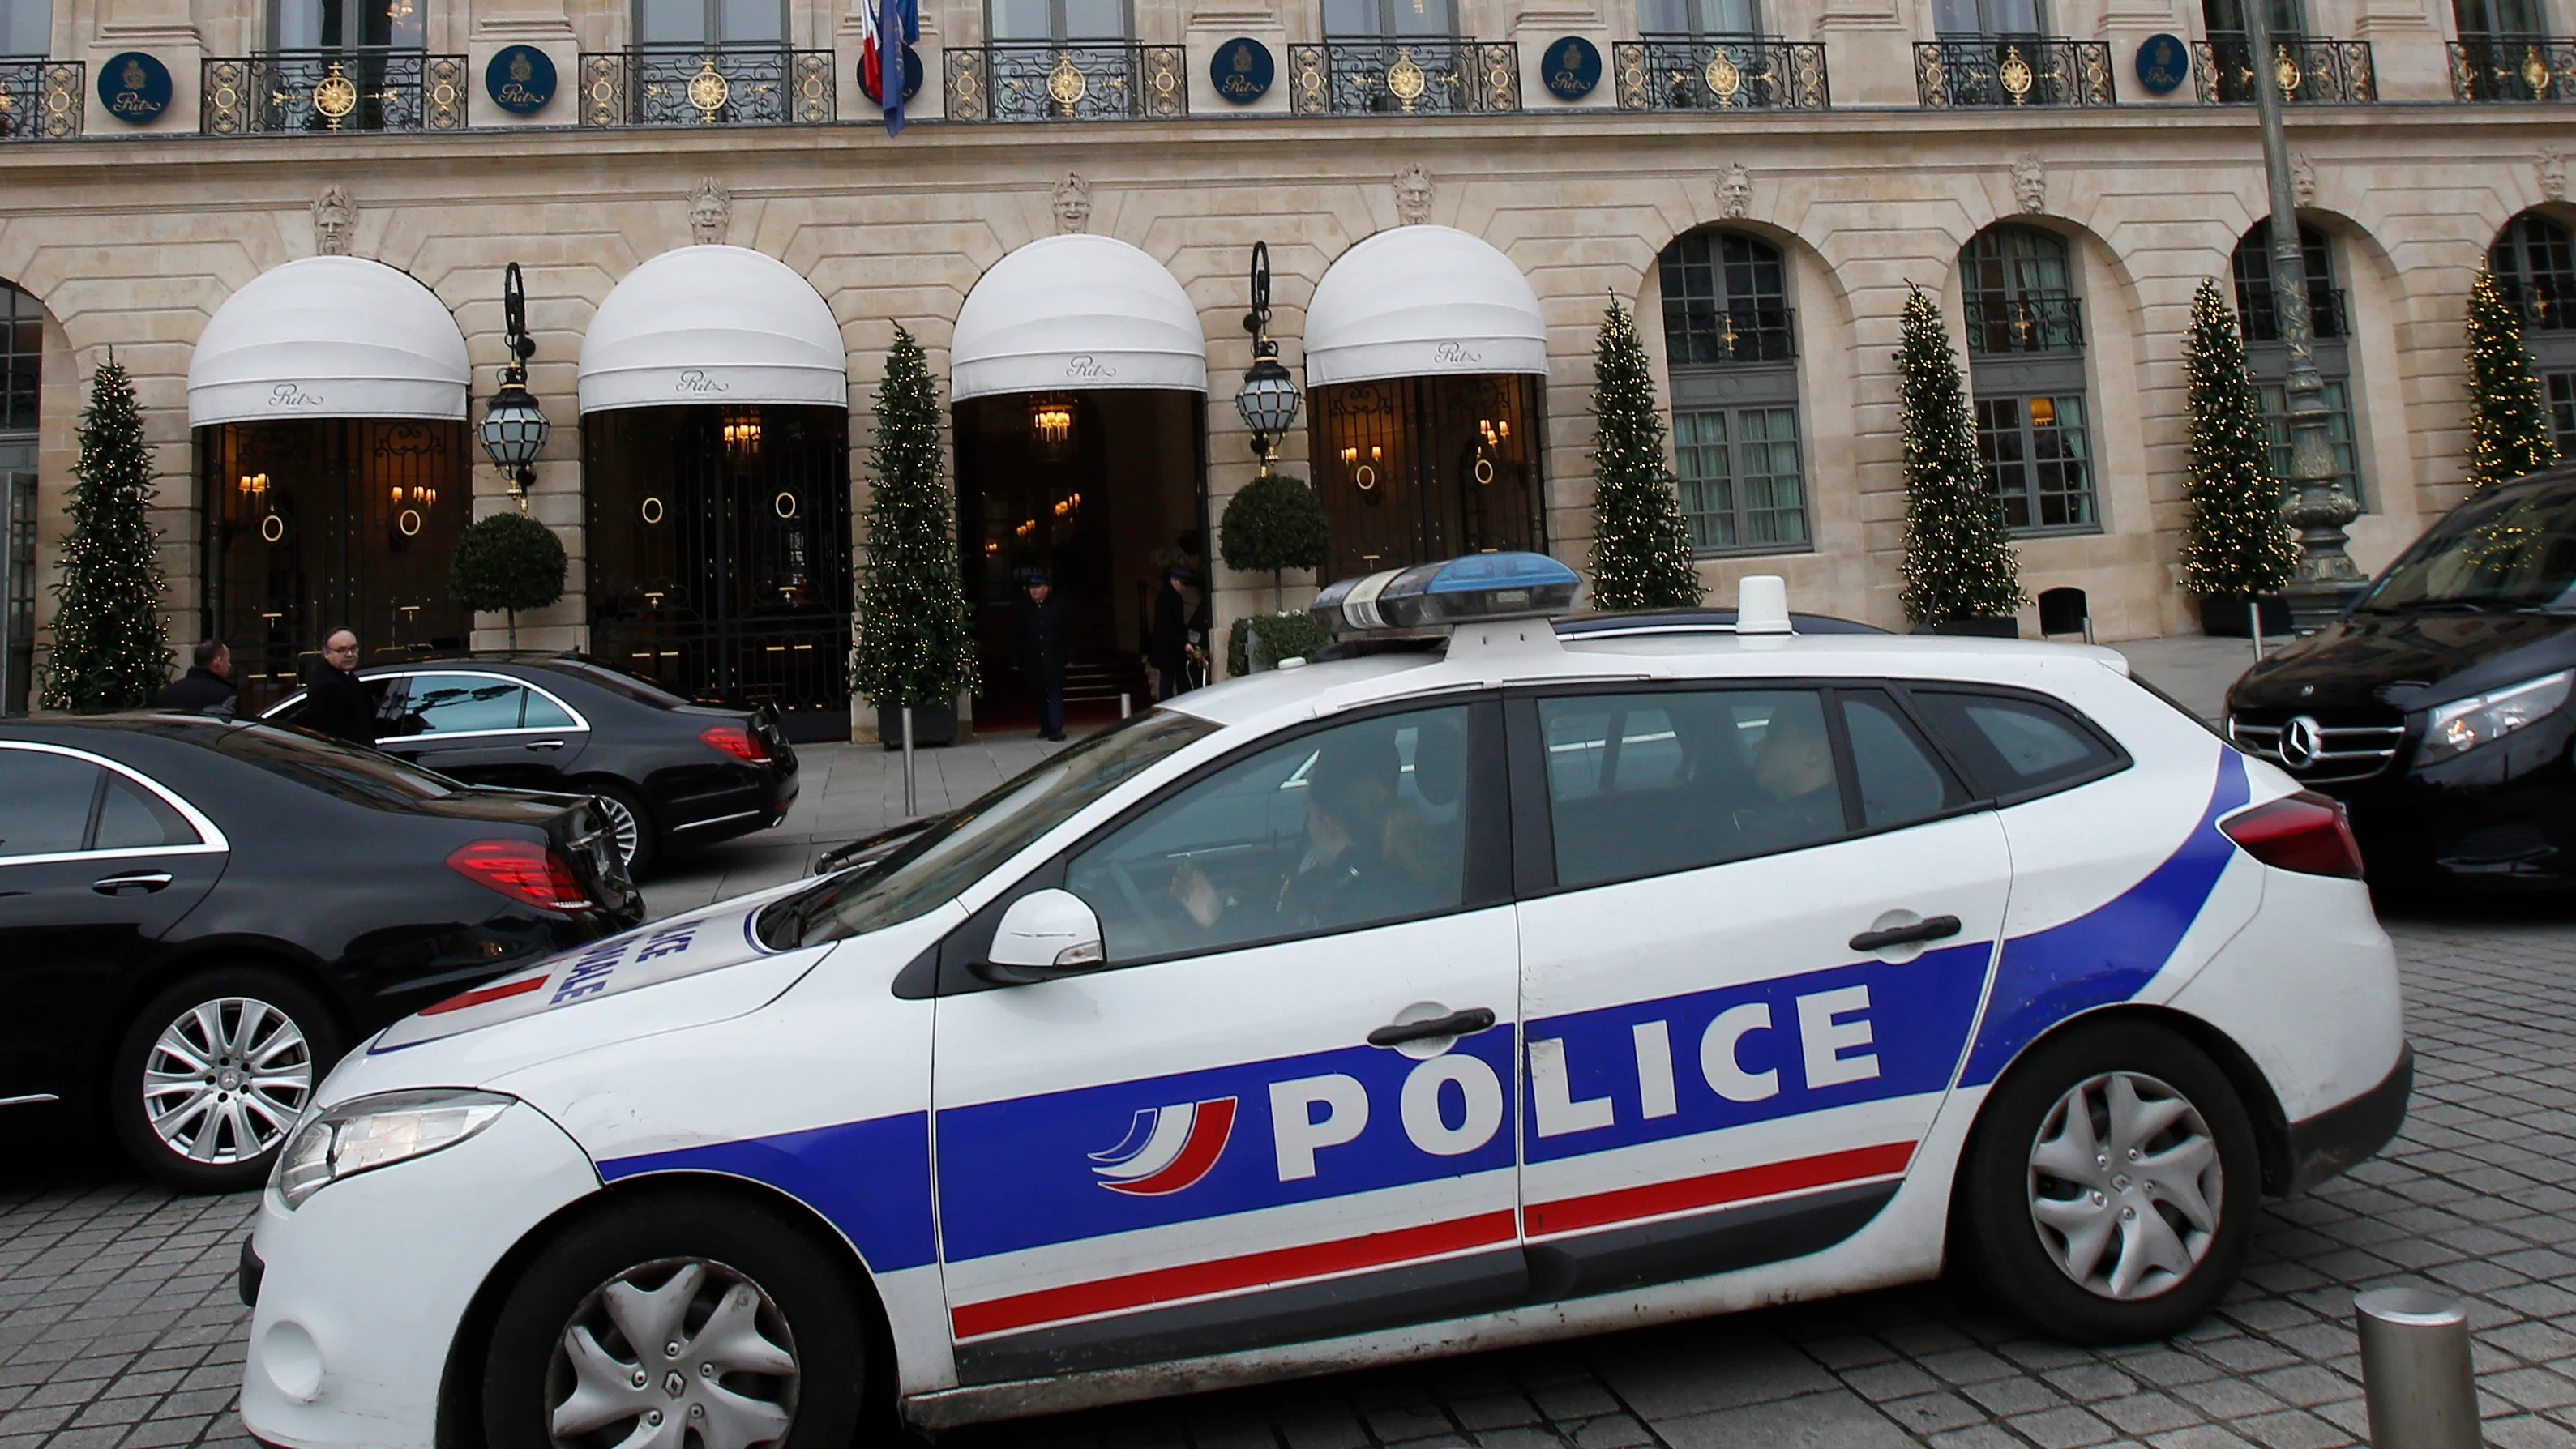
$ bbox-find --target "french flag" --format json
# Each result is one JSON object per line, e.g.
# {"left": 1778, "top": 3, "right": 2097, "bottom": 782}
{"left": 863, "top": 0, "right": 917, "bottom": 134}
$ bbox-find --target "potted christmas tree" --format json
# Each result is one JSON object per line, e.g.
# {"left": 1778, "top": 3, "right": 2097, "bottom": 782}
{"left": 43, "top": 357, "right": 169, "bottom": 712}
{"left": 1895, "top": 285, "right": 2026, "bottom": 635}
{"left": 2180, "top": 279, "right": 2300, "bottom": 637}
{"left": 849, "top": 326, "right": 978, "bottom": 747}
{"left": 2464, "top": 267, "right": 2559, "bottom": 491}
{"left": 1587, "top": 300, "right": 1704, "bottom": 611}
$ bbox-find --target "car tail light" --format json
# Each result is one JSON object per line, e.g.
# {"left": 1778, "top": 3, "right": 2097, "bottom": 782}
{"left": 448, "top": 840, "right": 594, "bottom": 911}
{"left": 2221, "top": 792, "right": 2365, "bottom": 879}
{"left": 700, "top": 724, "right": 771, "bottom": 763}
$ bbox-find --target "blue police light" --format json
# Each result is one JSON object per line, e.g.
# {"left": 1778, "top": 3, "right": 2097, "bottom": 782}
{"left": 1310, "top": 552, "right": 1585, "bottom": 636}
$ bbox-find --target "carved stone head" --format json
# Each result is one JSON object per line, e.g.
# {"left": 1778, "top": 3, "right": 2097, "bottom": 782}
{"left": 2291, "top": 152, "right": 2317, "bottom": 207}
{"left": 688, "top": 177, "right": 731, "bottom": 246}
{"left": 1393, "top": 163, "right": 1433, "bottom": 225}
{"left": 2543, "top": 146, "right": 2567, "bottom": 203}
{"left": 1717, "top": 163, "right": 1752, "bottom": 220}
{"left": 313, "top": 186, "right": 354, "bottom": 256}
{"left": 1052, "top": 172, "right": 1092, "bottom": 234}
{"left": 2012, "top": 155, "right": 2046, "bottom": 215}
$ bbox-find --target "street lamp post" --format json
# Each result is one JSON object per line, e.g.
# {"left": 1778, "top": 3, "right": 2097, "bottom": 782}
{"left": 2240, "top": 4, "right": 2363, "bottom": 630}
{"left": 477, "top": 261, "right": 550, "bottom": 514}
{"left": 1235, "top": 241, "right": 1301, "bottom": 473}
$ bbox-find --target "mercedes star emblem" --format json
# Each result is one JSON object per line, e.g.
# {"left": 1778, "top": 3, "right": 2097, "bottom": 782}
{"left": 2279, "top": 715, "right": 2326, "bottom": 770}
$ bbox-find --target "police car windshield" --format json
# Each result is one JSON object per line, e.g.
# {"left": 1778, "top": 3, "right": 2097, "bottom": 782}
{"left": 794, "top": 710, "right": 1222, "bottom": 947}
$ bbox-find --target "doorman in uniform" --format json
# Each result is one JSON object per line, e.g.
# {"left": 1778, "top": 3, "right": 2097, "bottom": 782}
{"left": 1015, "top": 572, "right": 1069, "bottom": 742}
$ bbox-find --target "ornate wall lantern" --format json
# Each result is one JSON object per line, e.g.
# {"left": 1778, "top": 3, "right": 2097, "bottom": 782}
{"left": 477, "top": 261, "right": 549, "bottom": 512}
{"left": 1234, "top": 240, "right": 1302, "bottom": 474}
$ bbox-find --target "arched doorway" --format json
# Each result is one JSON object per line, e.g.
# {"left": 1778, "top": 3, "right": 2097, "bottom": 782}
{"left": 577, "top": 245, "right": 854, "bottom": 741}
{"left": 1655, "top": 227, "right": 1808, "bottom": 554}
{"left": 1302, "top": 224, "right": 1547, "bottom": 579}
{"left": 0, "top": 280, "right": 36, "bottom": 714}
{"left": 949, "top": 234, "right": 1209, "bottom": 726}
{"left": 2491, "top": 209, "right": 2576, "bottom": 454}
{"left": 189, "top": 257, "right": 473, "bottom": 711}
{"left": 1958, "top": 223, "right": 2096, "bottom": 533}
{"left": 2232, "top": 220, "right": 2364, "bottom": 506}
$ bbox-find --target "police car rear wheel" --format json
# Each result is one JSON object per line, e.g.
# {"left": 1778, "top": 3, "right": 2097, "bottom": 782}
{"left": 484, "top": 1192, "right": 870, "bottom": 1449}
{"left": 1958, "top": 1020, "right": 2259, "bottom": 1344}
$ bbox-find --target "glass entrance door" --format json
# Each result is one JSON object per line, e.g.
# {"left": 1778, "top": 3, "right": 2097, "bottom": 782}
{"left": 584, "top": 404, "right": 853, "bottom": 737}
{"left": 1307, "top": 373, "right": 1543, "bottom": 579}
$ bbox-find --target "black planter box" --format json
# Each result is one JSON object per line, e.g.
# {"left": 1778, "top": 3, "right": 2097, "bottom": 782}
{"left": 2198, "top": 595, "right": 2291, "bottom": 638}
{"left": 1911, "top": 616, "right": 2022, "bottom": 639}
{"left": 877, "top": 703, "right": 958, "bottom": 750}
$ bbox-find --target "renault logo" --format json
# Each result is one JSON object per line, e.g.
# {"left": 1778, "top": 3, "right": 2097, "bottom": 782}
{"left": 2279, "top": 715, "right": 2326, "bottom": 770}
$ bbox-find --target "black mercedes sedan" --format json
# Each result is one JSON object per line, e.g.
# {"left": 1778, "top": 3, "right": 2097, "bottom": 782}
{"left": 261, "top": 655, "right": 799, "bottom": 876}
{"left": 0, "top": 716, "right": 642, "bottom": 1191}
{"left": 2226, "top": 465, "right": 2576, "bottom": 889}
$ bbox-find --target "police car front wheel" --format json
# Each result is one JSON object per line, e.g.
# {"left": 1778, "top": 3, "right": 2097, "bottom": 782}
{"left": 1956, "top": 1020, "right": 2261, "bottom": 1344}
{"left": 482, "top": 1190, "right": 872, "bottom": 1449}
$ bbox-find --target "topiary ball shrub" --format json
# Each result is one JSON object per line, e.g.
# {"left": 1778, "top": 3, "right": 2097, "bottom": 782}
{"left": 450, "top": 511, "right": 567, "bottom": 645}
{"left": 1226, "top": 611, "right": 1331, "bottom": 677}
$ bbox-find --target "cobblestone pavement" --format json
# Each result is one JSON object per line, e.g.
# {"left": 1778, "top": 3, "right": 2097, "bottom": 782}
{"left": 2, "top": 907, "right": 2569, "bottom": 1449}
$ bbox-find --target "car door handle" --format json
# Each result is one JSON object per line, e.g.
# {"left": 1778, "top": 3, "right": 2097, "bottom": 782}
{"left": 92, "top": 872, "right": 173, "bottom": 895}
{"left": 1849, "top": 915, "right": 1962, "bottom": 952}
{"left": 1367, "top": 1007, "right": 1497, "bottom": 1048}
{"left": 524, "top": 740, "right": 566, "bottom": 751}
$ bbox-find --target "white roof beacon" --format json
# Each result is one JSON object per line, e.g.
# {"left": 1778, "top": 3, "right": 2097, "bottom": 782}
{"left": 1735, "top": 575, "right": 1794, "bottom": 635}
{"left": 1308, "top": 553, "right": 1585, "bottom": 639}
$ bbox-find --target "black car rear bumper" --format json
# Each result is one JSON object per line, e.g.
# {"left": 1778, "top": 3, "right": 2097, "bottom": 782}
{"left": 2283, "top": 1043, "right": 2411, "bottom": 1196}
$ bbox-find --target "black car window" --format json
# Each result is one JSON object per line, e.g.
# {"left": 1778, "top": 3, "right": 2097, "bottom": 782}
{"left": 92, "top": 773, "right": 200, "bottom": 850}
{"left": 0, "top": 749, "right": 102, "bottom": 857}
{"left": 211, "top": 725, "right": 460, "bottom": 808}
{"left": 1065, "top": 705, "right": 1474, "bottom": 964}
{"left": 554, "top": 660, "right": 686, "bottom": 708}
{"left": 1538, "top": 688, "right": 1845, "bottom": 888}
{"left": 401, "top": 675, "right": 529, "bottom": 735}
{"left": 1842, "top": 690, "right": 1967, "bottom": 828}
{"left": 1911, "top": 689, "right": 2120, "bottom": 800}
{"left": 524, "top": 690, "right": 578, "bottom": 729}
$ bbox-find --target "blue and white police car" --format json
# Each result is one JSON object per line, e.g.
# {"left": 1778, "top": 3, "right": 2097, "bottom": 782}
{"left": 239, "top": 555, "right": 2410, "bottom": 1449}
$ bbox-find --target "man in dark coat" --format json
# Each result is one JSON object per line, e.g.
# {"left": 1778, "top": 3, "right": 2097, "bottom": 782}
{"left": 155, "top": 639, "right": 237, "bottom": 717}
{"left": 1147, "top": 566, "right": 1194, "bottom": 701}
{"left": 298, "top": 628, "right": 379, "bottom": 747}
{"left": 1013, "top": 574, "right": 1069, "bottom": 742}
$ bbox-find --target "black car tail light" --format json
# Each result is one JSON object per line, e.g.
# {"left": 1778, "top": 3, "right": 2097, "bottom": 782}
{"left": 700, "top": 724, "right": 772, "bottom": 764}
{"left": 448, "top": 840, "right": 594, "bottom": 911}
{"left": 2221, "top": 792, "right": 2366, "bottom": 879}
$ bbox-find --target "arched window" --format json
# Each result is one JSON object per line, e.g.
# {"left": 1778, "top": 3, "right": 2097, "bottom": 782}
{"left": 2232, "top": 220, "right": 2362, "bottom": 506}
{"left": 1958, "top": 224, "right": 2095, "bottom": 532}
{"left": 2493, "top": 210, "right": 2576, "bottom": 451}
{"left": 1656, "top": 229, "right": 1805, "bottom": 554}
{"left": 0, "top": 281, "right": 36, "bottom": 715}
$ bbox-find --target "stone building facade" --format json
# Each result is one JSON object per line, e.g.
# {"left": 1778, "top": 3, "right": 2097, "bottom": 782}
{"left": 0, "top": 0, "right": 2571, "bottom": 731}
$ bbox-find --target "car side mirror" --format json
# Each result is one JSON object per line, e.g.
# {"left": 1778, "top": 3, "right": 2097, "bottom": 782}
{"left": 973, "top": 887, "right": 1107, "bottom": 985}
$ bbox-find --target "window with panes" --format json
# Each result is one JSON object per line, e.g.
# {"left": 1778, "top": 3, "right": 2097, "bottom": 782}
{"left": 2493, "top": 211, "right": 2576, "bottom": 459}
{"left": 0, "top": 0, "right": 45, "bottom": 54}
{"left": 1960, "top": 225, "right": 2095, "bottom": 532}
{"left": 1638, "top": 0, "right": 1757, "bottom": 33}
{"left": 1932, "top": 0, "right": 2041, "bottom": 32}
{"left": 2232, "top": 220, "right": 2366, "bottom": 509}
{"left": 990, "top": 0, "right": 1128, "bottom": 40}
{"left": 1323, "top": 0, "right": 1454, "bottom": 37}
{"left": 1657, "top": 229, "right": 1807, "bottom": 554}
{"left": 271, "top": 0, "right": 421, "bottom": 48}
{"left": 2454, "top": 0, "right": 2546, "bottom": 39}
{"left": 1975, "top": 394, "right": 2094, "bottom": 530}
{"left": 0, "top": 285, "right": 35, "bottom": 434}
{"left": 636, "top": 0, "right": 782, "bottom": 45}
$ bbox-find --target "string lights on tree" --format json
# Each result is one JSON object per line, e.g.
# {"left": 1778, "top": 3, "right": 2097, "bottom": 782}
{"left": 42, "top": 357, "right": 168, "bottom": 712}
{"left": 849, "top": 325, "right": 978, "bottom": 716}
{"left": 1585, "top": 299, "right": 1702, "bottom": 612}
{"left": 2180, "top": 278, "right": 2300, "bottom": 607}
{"left": 2464, "top": 267, "right": 2560, "bottom": 491}
{"left": 1895, "top": 284, "right": 2026, "bottom": 628}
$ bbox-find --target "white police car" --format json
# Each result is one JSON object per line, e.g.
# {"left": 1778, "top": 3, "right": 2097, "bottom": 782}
{"left": 239, "top": 555, "right": 2410, "bottom": 1449}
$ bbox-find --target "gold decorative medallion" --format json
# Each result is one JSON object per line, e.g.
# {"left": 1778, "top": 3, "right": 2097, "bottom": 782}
{"left": 2274, "top": 44, "right": 2302, "bottom": 94}
{"left": 2524, "top": 46, "right": 2552, "bottom": 92}
{"left": 1703, "top": 49, "right": 1741, "bottom": 98}
{"left": 1999, "top": 46, "right": 2034, "bottom": 101}
{"left": 687, "top": 57, "right": 730, "bottom": 119}
{"left": 1388, "top": 47, "right": 1427, "bottom": 108}
{"left": 1047, "top": 51, "right": 1087, "bottom": 105}
{"left": 313, "top": 62, "right": 359, "bottom": 123}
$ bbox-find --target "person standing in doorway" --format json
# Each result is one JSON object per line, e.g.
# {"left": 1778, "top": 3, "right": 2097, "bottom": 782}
{"left": 1015, "top": 573, "right": 1069, "bottom": 742}
{"left": 1148, "top": 566, "right": 1195, "bottom": 701}
{"left": 299, "top": 628, "right": 380, "bottom": 747}
{"left": 156, "top": 639, "right": 237, "bottom": 717}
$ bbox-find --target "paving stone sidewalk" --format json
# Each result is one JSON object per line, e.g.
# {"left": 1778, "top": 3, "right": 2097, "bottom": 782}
{"left": 2, "top": 909, "right": 2570, "bottom": 1449}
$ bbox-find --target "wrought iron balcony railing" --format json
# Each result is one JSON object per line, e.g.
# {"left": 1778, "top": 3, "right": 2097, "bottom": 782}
{"left": 1915, "top": 37, "right": 2115, "bottom": 106}
{"left": 1965, "top": 294, "right": 2084, "bottom": 353}
{"left": 203, "top": 50, "right": 468, "bottom": 134}
{"left": 944, "top": 41, "right": 1187, "bottom": 120}
{"left": 2448, "top": 35, "right": 2576, "bottom": 100}
{"left": 577, "top": 48, "right": 834, "bottom": 126}
{"left": 0, "top": 59, "right": 81, "bottom": 139}
{"left": 1667, "top": 306, "right": 1798, "bottom": 365}
{"left": 2239, "top": 283, "right": 2349, "bottom": 341}
{"left": 1611, "top": 37, "right": 1828, "bottom": 109}
{"left": 1287, "top": 39, "right": 1520, "bottom": 113}
{"left": 2496, "top": 280, "right": 2576, "bottom": 331}
{"left": 2191, "top": 36, "right": 2374, "bottom": 102}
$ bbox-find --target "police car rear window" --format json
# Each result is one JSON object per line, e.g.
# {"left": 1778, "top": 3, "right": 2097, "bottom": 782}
{"left": 1908, "top": 690, "right": 2121, "bottom": 800}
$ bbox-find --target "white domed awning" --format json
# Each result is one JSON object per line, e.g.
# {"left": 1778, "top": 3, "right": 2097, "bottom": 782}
{"left": 578, "top": 246, "right": 846, "bottom": 414}
{"left": 187, "top": 257, "right": 470, "bottom": 429}
{"left": 1303, "top": 225, "right": 1547, "bottom": 387}
{"left": 952, "top": 235, "right": 1207, "bottom": 401}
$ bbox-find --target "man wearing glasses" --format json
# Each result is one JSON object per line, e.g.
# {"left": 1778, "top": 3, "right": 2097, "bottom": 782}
{"left": 298, "top": 628, "right": 381, "bottom": 748}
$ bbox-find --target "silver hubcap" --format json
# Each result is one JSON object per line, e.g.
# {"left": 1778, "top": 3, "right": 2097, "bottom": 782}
{"left": 547, "top": 1258, "right": 797, "bottom": 1449}
{"left": 595, "top": 795, "right": 642, "bottom": 869}
{"left": 143, "top": 996, "right": 313, "bottom": 1164}
{"left": 2028, "top": 1070, "right": 2223, "bottom": 1301}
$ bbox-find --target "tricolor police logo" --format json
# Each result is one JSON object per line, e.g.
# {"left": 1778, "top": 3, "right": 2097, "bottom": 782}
{"left": 1089, "top": 1098, "right": 1238, "bottom": 1195}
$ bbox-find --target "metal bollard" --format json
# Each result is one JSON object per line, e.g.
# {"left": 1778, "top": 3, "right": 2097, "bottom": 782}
{"left": 901, "top": 706, "right": 917, "bottom": 819}
{"left": 2356, "top": 1287, "right": 2480, "bottom": 1449}
{"left": 1120, "top": 692, "right": 1132, "bottom": 720}
{"left": 2250, "top": 597, "right": 2268, "bottom": 662}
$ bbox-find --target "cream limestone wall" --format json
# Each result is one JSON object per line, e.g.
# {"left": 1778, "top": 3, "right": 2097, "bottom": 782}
{"left": 3, "top": 100, "right": 2572, "bottom": 716}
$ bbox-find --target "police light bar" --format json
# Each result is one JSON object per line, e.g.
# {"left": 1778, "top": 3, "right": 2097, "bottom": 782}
{"left": 1310, "top": 552, "right": 1585, "bottom": 637}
